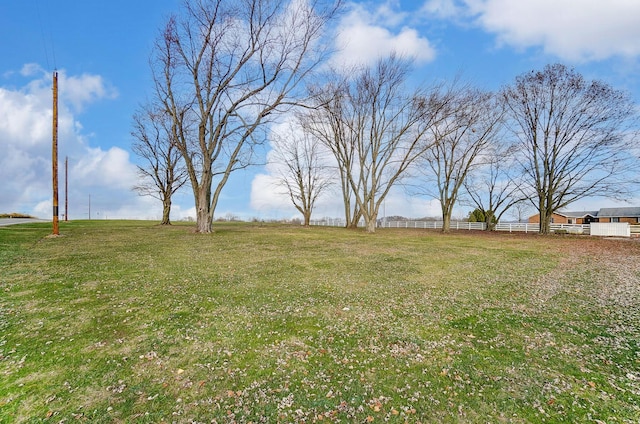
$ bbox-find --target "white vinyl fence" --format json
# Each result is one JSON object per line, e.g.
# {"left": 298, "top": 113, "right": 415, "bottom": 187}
{"left": 380, "top": 221, "right": 485, "bottom": 230}
{"left": 494, "top": 223, "right": 590, "bottom": 235}
{"left": 590, "top": 222, "right": 630, "bottom": 237}
{"left": 380, "top": 221, "right": 590, "bottom": 234}
{"left": 309, "top": 220, "right": 486, "bottom": 230}
{"left": 310, "top": 219, "right": 595, "bottom": 235}
{"left": 311, "top": 218, "right": 640, "bottom": 237}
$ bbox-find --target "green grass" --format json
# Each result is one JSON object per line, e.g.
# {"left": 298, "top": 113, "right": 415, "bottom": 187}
{"left": 1, "top": 221, "right": 639, "bottom": 423}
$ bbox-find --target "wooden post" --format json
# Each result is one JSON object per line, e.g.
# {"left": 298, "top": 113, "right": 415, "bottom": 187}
{"left": 65, "top": 156, "right": 68, "bottom": 221}
{"left": 52, "top": 71, "right": 59, "bottom": 235}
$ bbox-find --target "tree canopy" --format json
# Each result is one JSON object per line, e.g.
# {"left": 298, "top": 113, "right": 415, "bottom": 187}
{"left": 503, "top": 63, "right": 638, "bottom": 234}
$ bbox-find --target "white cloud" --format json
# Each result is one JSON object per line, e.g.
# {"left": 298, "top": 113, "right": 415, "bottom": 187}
{"left": 250, "top": 173, "right": 293, "bottom": 212}
{"left": 73, "top": 147, "right": 137, "bottom": 190}
{"left": 332, "top": 2, "right": 436, "bottom": 68}
{"left": 464, "top": 0, "right": 640, "bottom": 61}
{"left": 0, "top": 65, "right": 153, "bottom": 219}
{"left": 421, "top": 0, "right": 464, "bottom": 19}
{"left": 61, "top": 72, "right": 118, "bottom": 112}
{"left": 20, "top": 63, "right": 44, "bottom": 77}
{"left": 380, "top": 189, "right": 443, "bottom": 218}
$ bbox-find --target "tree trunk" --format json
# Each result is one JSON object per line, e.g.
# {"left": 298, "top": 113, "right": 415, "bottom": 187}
{"left": 161, "top": 198, "right": 171, "bottom": 225}
{"left": 303, "top": 210, "right": 311, "bottom": 226}
{"left": 194, "top": 183, "right": 213, "bottom": 233}
{"left": 485, "top": 218, "right": 495, "bottom": 231}
{"left": 342, "top": 187, "right": 353, "bottom": 228}
{"left": 540, "top": 213, "right": 551, "bottom": 235}
{"left": 343, "top": 202, "right": 351, "bottom": 228}
{"left": 441, "top": 200, "right": 452, "bottom": 233}
{"left": 366, "top": 217, "right": 376, "bottom": 233}
{"left": 442, "top": 213, "right": 451, "bottom": 233}
{"left": 347, "top": 207, "right": 361, "bottom": 229}
{"left": 538, "top": 198, "right": 551, "bottom": 235}
{"left": 485, "top": 212, "right": 495, "bottom": 231}
{"left": 196, "top": 206, "right": 212, "bottom": 233}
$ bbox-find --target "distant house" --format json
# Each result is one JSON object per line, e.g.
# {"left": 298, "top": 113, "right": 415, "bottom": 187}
{"left": 596, "top": 207, "right": 640, "bottom": 224}
{"left": 528, "top": 207, "right": 640, "bottom": 224}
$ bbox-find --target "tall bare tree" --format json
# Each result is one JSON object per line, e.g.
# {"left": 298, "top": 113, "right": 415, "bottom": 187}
{"left": 270, "top": 122, "right": 333, "bottom": 226}
{"left": 301, "top": 79, "right": 361, "bottom": 228}
{"left": 151, "top": 0, "right": 340, "bottom": 232}
{"left": 304, "top": 56, "right": 446, "bottom": 233}
{"left": 419, "top": 87, "right": 504, "bottom": 232}
{"left": 503, "top": 63, "right": 638, "bottom": 234}
{"left": 131, "top": 103, "right": 188, "bottom": 225}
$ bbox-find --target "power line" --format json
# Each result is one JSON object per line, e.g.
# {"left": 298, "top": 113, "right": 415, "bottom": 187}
{"left": 34, "top": 0, "right": 57, "bottom": 70}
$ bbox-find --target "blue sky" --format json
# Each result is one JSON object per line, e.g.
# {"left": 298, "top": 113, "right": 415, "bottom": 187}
{"left": 2, "top": 0, "right": 640, "bottom": 221}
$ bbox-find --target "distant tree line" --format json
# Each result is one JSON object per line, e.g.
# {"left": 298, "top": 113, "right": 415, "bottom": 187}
{"left": 132, "top": 0, "right": 639, "bottom": 235}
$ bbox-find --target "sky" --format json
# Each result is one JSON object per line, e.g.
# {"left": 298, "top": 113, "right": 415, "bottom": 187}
{"left": 2, "top": 0, "right": 640, "bottom": 222}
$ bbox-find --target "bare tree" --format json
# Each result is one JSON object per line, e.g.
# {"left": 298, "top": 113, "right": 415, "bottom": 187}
{"left": 418, "top": 87, "right": 504, "bottom": 232}
{"left": 304, "top": 56, "right": 446, "bottom": 233}
{"left": 270, "top": 122, "right": 333, "bottom": 226}
{"left": 463, "top": 143, "right": 525, "bottom": 230}
{"left": 301, "top": 78, "right": 362, "bottom": 228}
{"left": 151, "top": 0, "right": 340, "bottom": 233}
{"left": 503, "top": 64, "right": 638, "bottom": 234}
{"left": 509, "top": 200, "right": 533, "bottom": 223}
{"left": 131, "top": 103, "right": 188, "bottom": 225}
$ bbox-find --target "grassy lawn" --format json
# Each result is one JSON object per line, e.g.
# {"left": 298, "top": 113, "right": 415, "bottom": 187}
{"left": 1, "top": 221, "right": 639, "bottom": 423}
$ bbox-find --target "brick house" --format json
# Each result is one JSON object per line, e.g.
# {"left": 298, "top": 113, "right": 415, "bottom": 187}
{"left": 528, "top": 207, "right": 640, "bottom": 224}
{"left": 595, "top": 207, "right": 640, "bottom": 224}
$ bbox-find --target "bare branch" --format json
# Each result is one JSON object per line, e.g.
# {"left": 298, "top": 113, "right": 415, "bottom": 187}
{"left": 131, "top": 102, "right": 189, "bottom": 225}
{"left": 416, "top": 85, "right": 504, "bottom": 232}
{"left": 503, "top": 63, "right": 639, "bottom": 234}
{"left": 151, "top": 0, "right": 341, "bottom": 232}
{"left": 269, "top": 120, "right": 334, "bottom": 225}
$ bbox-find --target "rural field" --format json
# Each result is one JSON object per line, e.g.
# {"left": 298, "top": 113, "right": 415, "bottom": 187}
{"left": 1, "top": 220, "right": 639, "bottom": 423}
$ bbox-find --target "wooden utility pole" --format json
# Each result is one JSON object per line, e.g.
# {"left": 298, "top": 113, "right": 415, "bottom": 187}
{"left": 65, "top": 156, "right": 68, "bottom": 221}
{"left": 52, "top": 71, "right": 59, "bottom": 235}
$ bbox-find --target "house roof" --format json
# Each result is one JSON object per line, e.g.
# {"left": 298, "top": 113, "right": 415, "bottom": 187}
{"left": 528, "top": 206, "right": 640, "bottom": 221}
{"left": 558, "top": 210, "right": 599, "bottom": 218}
{"left": 597, "top": 207, "right": 640, "bottom": 218}
{"left": 552, "top": 207, "right": 640, "bottom": 218}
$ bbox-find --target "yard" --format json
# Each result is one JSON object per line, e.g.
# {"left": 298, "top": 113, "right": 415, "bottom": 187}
{"left": 1, "top": 221, "right": 639, "bottom": 423}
